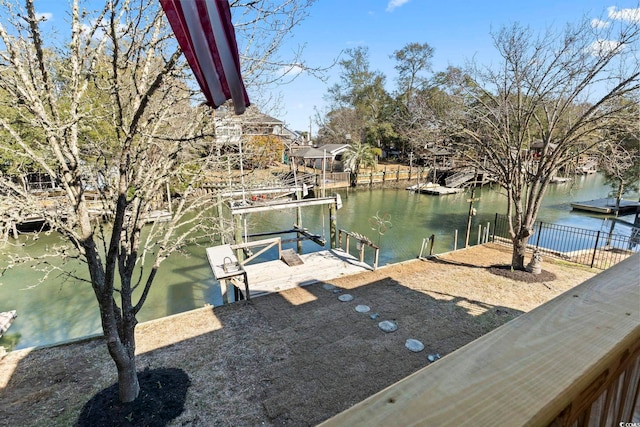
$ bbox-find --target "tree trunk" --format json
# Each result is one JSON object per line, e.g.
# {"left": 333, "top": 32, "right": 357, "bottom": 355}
{"left": 615, "top": 181, "right": 624, "bottom": 217}
{"left": 511, "top": 234, "right": 529, "bottom": 270}
{"left": 116, "top": 354, "right": 140, "bottom": 402}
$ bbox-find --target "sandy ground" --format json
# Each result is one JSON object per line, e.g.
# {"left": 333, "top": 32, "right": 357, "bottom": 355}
{"left": 0, "top": 243, "right": 599, "bottom": 426}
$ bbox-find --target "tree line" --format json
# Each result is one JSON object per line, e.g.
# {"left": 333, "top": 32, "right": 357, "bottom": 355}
{"left": 316, "top": 13, "right": 639, "bottom": 270}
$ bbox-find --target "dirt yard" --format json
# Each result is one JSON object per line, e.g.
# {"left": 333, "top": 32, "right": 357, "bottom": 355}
{"left": 0, "top": 243, "right": 599, "bottom": 426}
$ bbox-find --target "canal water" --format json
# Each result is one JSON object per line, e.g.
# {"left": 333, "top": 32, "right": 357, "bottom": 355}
{"left": 1, "top": 173, "right": 635, "bottom": 350}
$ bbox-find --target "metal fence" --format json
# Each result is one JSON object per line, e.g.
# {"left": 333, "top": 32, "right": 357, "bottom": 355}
{"left": 492, "top": 213, "right": 640, "bottom": 269}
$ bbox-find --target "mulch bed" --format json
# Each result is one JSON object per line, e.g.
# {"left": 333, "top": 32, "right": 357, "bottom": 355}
{"left": 75, "top": 368, "right": 190, "bottom": 427}
{"left": 487, "top": 265, "right": 557, "bottom": 283}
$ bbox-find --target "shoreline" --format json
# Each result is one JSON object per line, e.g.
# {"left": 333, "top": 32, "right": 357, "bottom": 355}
{"left": 1, "top": 244, "right": 602, "bottom": 426}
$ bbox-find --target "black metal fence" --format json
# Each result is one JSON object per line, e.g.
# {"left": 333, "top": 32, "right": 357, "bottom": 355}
{"left": 492, "top": 213, "right": 640, "bottom": 269}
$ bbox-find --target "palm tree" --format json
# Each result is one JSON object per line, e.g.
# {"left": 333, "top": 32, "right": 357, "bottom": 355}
{"left": 342, "top": 141, "right": 381, "bottom": 186}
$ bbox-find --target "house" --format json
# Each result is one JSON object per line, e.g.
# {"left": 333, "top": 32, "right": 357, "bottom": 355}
{"left": 290, "top": 144, "right": 351, "bottom": 171}
{"left": 530, "top": 140, "right": 557, "bottom": 160}
{"left": 213, "top": 104, "right": 303, "bottom": 165}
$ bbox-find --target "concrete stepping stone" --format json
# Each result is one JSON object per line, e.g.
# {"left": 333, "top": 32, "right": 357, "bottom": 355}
{"left": 355, "top": 305, "right": 370, "bottom": 313}
{"left": 378, "top": 320, "right": 398, "bottom": 332}
{"left": 322, "top": 284, "right": 336, "bottom": 291}
{"left": 405, "top": 339, "right": 424, "bottom": 352}
{"left": 338, "top": 294, "right": 354, "bottom": 302}
{"left": 427, "top": 353, "right": 441, "bottom": 362}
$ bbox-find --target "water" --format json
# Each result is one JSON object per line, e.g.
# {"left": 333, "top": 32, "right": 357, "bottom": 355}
{"left": 1, "top": 173, "right": 635, "bottom": 350}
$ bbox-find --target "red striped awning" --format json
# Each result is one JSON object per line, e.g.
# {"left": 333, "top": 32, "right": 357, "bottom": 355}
{"left": 160, "top": 0, "right": 250, "bottom": 114}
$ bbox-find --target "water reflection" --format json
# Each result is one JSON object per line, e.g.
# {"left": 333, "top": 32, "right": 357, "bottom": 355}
{"left": 1, "top": 173, "right": 635, "bottom": 349}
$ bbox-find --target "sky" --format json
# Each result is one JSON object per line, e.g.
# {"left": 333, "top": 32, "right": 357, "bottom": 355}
{"left": 271, "top": 0, "right": 640, "bottom": 133}
{"left": 29, "top": 0, "right": 640, "bottom": 134}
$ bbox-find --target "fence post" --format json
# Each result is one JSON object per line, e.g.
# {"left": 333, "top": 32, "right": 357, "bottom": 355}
{"left": 535, "top": 222, "right": 543, "bottom": 248}
{"left": 429, "top": 234, "right": 435, "bottom": 256}
{"left": 492, "top": 213, "right": 498, "bottom": 242}
{"left": 591, "top": 230, "right": 601, "bottom": 268}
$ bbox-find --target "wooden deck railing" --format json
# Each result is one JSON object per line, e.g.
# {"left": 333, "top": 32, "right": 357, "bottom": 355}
{"left": 337, "top": 229, "right": 379, "bottom": 270}
{"left": 320, "top": 254, "right": 640, "bottom": 426}
{"left": 231, "top": 237, "right": 282, "bottom": 264}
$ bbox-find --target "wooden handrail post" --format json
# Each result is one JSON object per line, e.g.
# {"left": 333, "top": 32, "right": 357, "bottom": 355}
{"left": 429, "top": 234, "right": 435, "bottom": 256}
{"left": 329, "top": 203, "right": 337, "bottom": 249}
{"left": 296, "top": 206, "right": 303, "bottom": 254}
{"left": 373, "top": 248, "right": 379, "bottom": 270}
{"left": 234, "top": 214, "right": 244, "bottom": 261}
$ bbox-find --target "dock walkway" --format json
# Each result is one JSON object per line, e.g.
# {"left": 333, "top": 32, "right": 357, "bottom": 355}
{"left": 570, "top": 198, "right": 640, "bottom": 215}
{"left": 417, "top": 185, "right": 463, "bottom": 195}
{"left": 235, "top": 249, "right": 371, "bottom": 299}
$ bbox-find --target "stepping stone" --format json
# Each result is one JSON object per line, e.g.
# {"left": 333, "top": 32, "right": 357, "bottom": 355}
{"left": 427, "top": 353, "right": 441, "bottom": 362}
{"left": 405, "top": 339, "right": 424, "bottom": 352}
{"left": 378, "top": 320, "right": 398, "bottom": 333}
{"left": 369, "top": 313, "right": 380, "bottom": 320}
{"left": 322, "top": 284, "right": 336, "bottom": 291}
{"left": 355, "top": 305, "right": 370, "bottom": 313}
{"left": 338, "top": 294, "right": 354, "bottom": 302}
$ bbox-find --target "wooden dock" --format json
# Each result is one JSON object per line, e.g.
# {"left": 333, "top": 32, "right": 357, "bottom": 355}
{"left": 0, "top": 310, "right": 17, "bottom": 338}
{"left": 417, "top": 185, "right": 464, "bottom": 195}
{"left": 570, "top": 198, "right": 640, "bottom": 215}
{"left": 237, "top": 249, "right": 371, "bottom": 299}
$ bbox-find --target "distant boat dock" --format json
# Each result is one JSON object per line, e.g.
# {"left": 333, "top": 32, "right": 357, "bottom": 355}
{"left": 570, "top": 198, "right": 640, "bottom": 215}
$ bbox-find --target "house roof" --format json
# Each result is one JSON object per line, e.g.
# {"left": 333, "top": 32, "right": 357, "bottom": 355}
{"left": 316, "top": 144, "right": 351, "bottom": 155}
{"left": 290, "top": 147, "right": 331, "bottom": 159}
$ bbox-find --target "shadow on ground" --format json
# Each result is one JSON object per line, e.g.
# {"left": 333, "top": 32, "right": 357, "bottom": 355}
{"left": 75, "top": 368, "right": 190, "bottom": 427}
{"left": 1, "top": 274, "right": 524, "bottom": 426}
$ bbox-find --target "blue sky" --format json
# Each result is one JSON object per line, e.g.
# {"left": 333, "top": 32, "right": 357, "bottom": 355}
{"left": 274, "top": 0, "right": 640, "bottom": 133}
{"left": 31, "top": 0, "right": 639, "bottom": 133}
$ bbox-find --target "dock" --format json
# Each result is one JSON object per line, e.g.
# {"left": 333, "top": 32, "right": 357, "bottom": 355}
{"left": 417, "top": 185, "right": 464, "bottom": 195}
{"left": 242, "top": 249, "right": 371, "bottom": 298}
{"left": 570, "top": 198, "right": 640, "bottom": 215}
{"left": 0, "top": 310, "right": 17, "bottom": 338}
{"left": 206, "top": 246, "right": 371, "bottom": 300}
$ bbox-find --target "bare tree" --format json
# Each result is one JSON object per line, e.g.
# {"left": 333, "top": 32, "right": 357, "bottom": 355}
{"left": 598, "top": 99, "right": 640, "bottom": 213}
{"left": 456, "top": 11, "right": 640, "bottom": 269}
{"left": 0, "top": 0, "right": 315, "bottom": 403}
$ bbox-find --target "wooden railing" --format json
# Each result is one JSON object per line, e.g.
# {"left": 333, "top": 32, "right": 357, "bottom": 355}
{"left": 231, "top": 237, "right": 282, "bottom": 264}
{"left": 319, "top": 254, "right": 640, "bottom": 426}
{"left": 337, "top": 229, "right": 379, "bottom": 270}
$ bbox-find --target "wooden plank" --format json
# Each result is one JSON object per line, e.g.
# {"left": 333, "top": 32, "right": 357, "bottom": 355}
{"left": 230, "top": 196, "right": 337, "bottom": 215}
{"left": 319, "top": 254, "right": 640, "bottom": 427}
{"left": 281, "top": 248, "right": 304, "bottom": 266}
